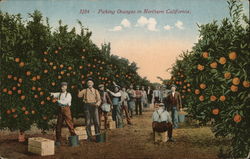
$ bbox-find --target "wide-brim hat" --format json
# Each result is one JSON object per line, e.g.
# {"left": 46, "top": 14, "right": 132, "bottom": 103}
{"left": 98, "top": 84, "right": 104, "bottom": 88}
{"left": 61, "top": 82, "right": 68, "bottom": 86}
{"left": 170, "top": 84, "right": 177, "bottom": 88}
{"left": 159, "top": 103, "right": 164, "bottom": 107}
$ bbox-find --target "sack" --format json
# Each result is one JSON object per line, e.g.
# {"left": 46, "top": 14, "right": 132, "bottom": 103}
{"left": 101, "top": 103, "right": 111, "bottom": 112}
{"left": 152, "top": 121, "right": 168, "bottom": 132}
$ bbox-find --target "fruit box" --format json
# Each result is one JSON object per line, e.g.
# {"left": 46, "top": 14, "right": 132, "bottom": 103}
{"left": 28, "top": 137, "right": 55, "bottom": 156}
{"left": 154, "top": 131, "right": 167, "bottom": 143}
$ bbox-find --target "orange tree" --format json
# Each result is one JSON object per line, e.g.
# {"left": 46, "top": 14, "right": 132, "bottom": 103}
{"left": 168, "top": 0, "right": 249, "bottom": 157}
{"left": 0, "top": 11, "right": 150, "bottom": 131}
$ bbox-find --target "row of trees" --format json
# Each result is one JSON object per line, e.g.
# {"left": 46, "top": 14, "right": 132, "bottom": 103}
{"left": 166, "top": 0, "right": 249, "bottom": 157}
{"left": 0, "top": 11, "right": 150, "bottom": 132}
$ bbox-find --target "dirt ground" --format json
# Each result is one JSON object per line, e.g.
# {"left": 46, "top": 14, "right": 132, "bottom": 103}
{"left": 0, "top": 107, "right": 229, "bottom": 159}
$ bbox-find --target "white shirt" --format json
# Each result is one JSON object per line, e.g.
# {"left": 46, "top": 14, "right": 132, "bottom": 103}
{"left": 172, "top": 92, "right": 175, "bottom": 97}
{"left": 51, "top": 91, "right": 72, "bottom": 106}
{"left": 152, "top": 107, "right": 172, "bottom": 123}
{"left": 153, "top": 90, "right": 161, "bottom": 97}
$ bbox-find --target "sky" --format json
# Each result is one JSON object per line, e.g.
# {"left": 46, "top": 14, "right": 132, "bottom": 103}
{"left": 1, "top": 0, "right": 249, "bottom": 83}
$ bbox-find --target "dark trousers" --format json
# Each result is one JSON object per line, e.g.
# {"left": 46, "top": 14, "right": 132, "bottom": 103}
{"left": 84, "top": 103, "right": 100, "bottom": 138}
{"left": 98, "top": 108, "right": 108, "bottom": 129}
{"left": 122, "top": 104, "right": 131, "bottom": 124}
{"left": 152, "top": 122, "right": 173, "bottom": 139}
{"left": 135, "top": 99, "right": 142, "bottom": 115}
{"left": 56, "top": 106, "right": 76, "bottom": 142}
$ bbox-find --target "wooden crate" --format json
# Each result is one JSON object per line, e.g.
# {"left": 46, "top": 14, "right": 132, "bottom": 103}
{"left": 28, "top": 137, "right": 54, "bottom": 156}
{"left": 64, "top": 126, "right": 95, "bottom": 140}
{"left": 108, "top": 121, "right": 116, "bottom": 130}
{"left": 154, "top": 131, "right": 167, "bottom": 143}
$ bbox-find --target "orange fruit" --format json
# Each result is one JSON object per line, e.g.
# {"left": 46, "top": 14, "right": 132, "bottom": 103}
{"left": 219, "top": 57, "right": 226, "bottom": 65}
{"left": 60, "top": 71, "right": 65, "bottom": 75}
{"left": 18, "top": 78, "right": 23, "bottom": 83}
{"left": 43, "top": 58, "right": 48, "bottom": 62}
{"left": 7, "top": 75, "right": 13, "bottom": 79}
{"left": 60, "top": 64, "right": 64, "bottom": 68}
{"left": 187, "top": 83, "right": 191, "bottom": 87}
{"left": 210, "top": 95, "right": 217, "bottom": 101}
{"left": 210, "top": 62, "right": 218, "bottom": 69}
{"left": 32, "top": 77, "right": 37, "bottom": 81}
{"left": 224, "top": 72, "right": 231, "bottom": 79}
{"left": 21, "top": 106, "right": 26, "bottom": 111}
{"left": 81, "top": 81, "right": 85, "bottom": 84}
{"left": 36, "top": 75, "right": 41, "bottom": 80}
{"left": 212, "top": 109, "right": 219, "bottom": 115}
{"left": 11, "top": 108, "right": 16, "bottom": 113}
{"left": 81, "top": 56, "right": 85, "bottom": 59}
{"left": 53, "top": 66, "right": 57, "bottom": 70}
{"left": 19, "top": 62, "right": 25, "bottom": 67}
{"left": 40, "top": 91, "right": 44, "bottom": 96}
{"left": 58, "top": 75, "right": 62, "bottom": 79}
{"left": 51, "top": 82, "right": 56, "bottom": 86}
{"left": 3, "top": 88, "right": 8, "bottom": 93}
{"left": 231, "top": 85, "right": 238, "bottom": 92}
{"left": 41, "top": 101, "right": 45, "bottom": 105}
{"left": 43, "top": 116, "right": 48, "bottom": 120}
{"left": 6, "top": 110, "right": 11, "bottom": 114}
{"left": 229, "top": 52, "right": 237, "bottom": 60}
{"left": 43, "top": 51, "right": 48, "bottom": 55}
{"left": 187, "top": 89, "right": 191, "bottom": 92}
{"left": 46, "top": 97, "right": 51, "bottom": 101}
{"left": 88, "top": 64, "right": 91, "bottom": 67}
{"left": 219, "top": 96, "right": 226, "bottom": 101}
{"left": 68, "top": 66, "right": 72, "bottom": 70}
{"left": 181, "top": 95, "right": 185, "bottom": 99}
{"left": 31, "top": 110, "right": 36, "bottom": 114}
{"left": 15, "top": 58, "right": 20, "bottom": 63}
{"left": 82, "top": 49, "right": 85, "bottom": 52}
{"left": 49, "top": 62, "right": 53, "bottom": 66}
{"left": 202, "top": 52, "right": 209, "bottom": 58}
{"left": 79, "top": 65, "right": 83, "bottom": 69}
{"left": 54, "top": 50, "right": 58, "bottom": 54}
{"left": 17, "top": 83, "right": 21, "bottom": 87}
{"left": 34, "top": 94, "right": 38, "bottom": 98}
{"left": 17, "top": 90, "right": 22, "bottom": 94}
{"left": 8, "top": 90, "right": 13, "bottom": 95}
{"left": 81, "top": 75, "right": 84, "bottom": 78}
{"left": 233, "top": 114, "right": 241, "bottom": 123}
{"left": 24, "top": 111, "right": 29, "bottom": 115}
{"left": 20, "top": 95, "right": 26, "bottom": 100}
{"left": 31, "top": 86, "right": 36, "bottom": 91}
{"left": 13, "top": 114, "right": 18, "bottom": 118}
{"left": 12, "top": 87, "right": 17, "bottom": 91}
{"left": 72, "top": 72, "right": 76, "bottom": 75}
{"left": 44, "top": 69, "right": 48, "bottom": 74}
{"left": 183, "top": 86, "right": 187, "bottom": 89}
{"left": 13, "top": 77, "right": 18, "bottom": 81}
{"left": 67, "top": 73, "right": 70, "bottom": 77}
{"left": 243, "top": 81, "right": 250, "bottom": 88}
{"left": 199, "top": 95, "right": 205, "bottom": 101}
{"left": 232, "top": 77, "right": 240, "bottom": 85}
{"left": 200, "top": 83, "right": 206, "bottom": 89}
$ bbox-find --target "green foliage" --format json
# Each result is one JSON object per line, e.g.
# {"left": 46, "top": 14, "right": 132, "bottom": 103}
{"left": 166, "top": 0, "right": 250, "bottom": 157}
{"left": 0, "top": 10, "right": 150, "bottom": 131}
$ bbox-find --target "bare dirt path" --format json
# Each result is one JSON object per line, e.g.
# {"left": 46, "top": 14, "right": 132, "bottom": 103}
{"left": 0, "top": 107, "right": 227, "bottom": 159}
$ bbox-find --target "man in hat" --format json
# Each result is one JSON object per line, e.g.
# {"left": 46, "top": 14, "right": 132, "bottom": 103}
{"left": 107, "top": 85, "right": 123, "bottom": 128}
{"left": 153, "top": 85, "right": 162, "bottom": 106}
{"left": 152, "top": 103, "right": 174, "bottom": 142}
{"left": 135, "top": 85, "right": 143, "bottom": 115}
{"left": 98, "top": 84, "right": 112, "bottom": 129}
{"left": 127, "top": 84, "right": 136, "bottom": 118}
{"left": 166, "top": 84, "right": 182, "bottom": 129}
{"left": 120, "top": 86, "right": 132, "bottom": 125}
{"left": 78, "top": 78, "right": 101, "bottom": 140}
{"left": 50, "top": 82, "right": 76, "bottom": 146}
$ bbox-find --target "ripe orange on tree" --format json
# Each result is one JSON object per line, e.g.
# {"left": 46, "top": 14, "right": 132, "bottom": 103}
{"left": 231, "top": 85, "right": 238, "bottom": 92}
{"left": 54, "top": 50, "right": 58, "bottom": 54}
{"left": 34, "top": 94, "right": 38, "bottom": 99}
{"left": 200, "top": 83, "right": 206, "bottom": 89}
{"left": 219, "top": 95, "right": 226, "bottom": 101}
{"left": 234, "top": 114, "right": 241, "bottom": 123}
{"left": 31, "top": 86, "right": 36, "bottom": 91}
{"left": 21, "top": 106, "right": 26, "bottom": 111}
{"left": 41, "top": 101, "right": 45, "bottom": 105}
{"left": 6, "top": 110, "right": 11, "bottom": 114}
{"left": 37, "top": 87, "right": 41, "bottom": 91}
{"left": 15, "top": 57, "right": 20, "bottom": 63}
{"left": 44, "top": 69, "right": 48, "bottom": 73}
{"left": 199, "top": 95, "right": 205, "bottom": 101}
{"left": 31, "top": 110, "right": 36, "bottom": 114}
{"left": 210, "top": 62, "right": 218, "bottom": 69}
{"left": 36, "top": 75, "right": 41, "bottom": 80}
{"left": 26, "top": 71, "right": 31, "bottom": 76}
{"left": 242, "top": 81, "right": 249, "bottom": 88}
{"left": 3, "top": 88, "right": 8, "bottom": 93}
{"left": 210, "top": 95, "right": 217, "bottom": 101}
{"left": 24, "top": 111, "right": 29, "bottom": 115}
{"left": 229, "top": 51, "right": 237, "bottom": 60}
{"left": 219, "top": 57, "right": 227, "bottom": 64}
{"left": 7, "top": 90, "right": 13, "bottom": 95}
{"left": 19, "top": 62, "right": 25, "bottom": 67}
{"left": 12, "top": 86, "right": 17, "bottom": 91}
{"left": 17, "top": 90, "right": 22, "bottom": 94}
{"left": 13, "top": 77, "right": 18, "bottom": 81}
{"left": 224, "top": 72, "right": 231, "bottom": 79}
{"left": 232, "top": 77, "right": 240, "bottom": 85}
{"left": 202, "top": 52, "right": 209, "bottom": 58}
{"left": 212, "top": 108, "right": 219, "bottom": 115}
{"left": 7, "top": 74, "right": 12, "bottom": 79}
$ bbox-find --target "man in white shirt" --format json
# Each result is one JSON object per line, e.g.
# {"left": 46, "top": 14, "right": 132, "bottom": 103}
{"left": 152, "top": 86, "right": 162, "bottom": 105}
{"left": 152, "top": 103, "right": 174, "bottom": 142}
{"left": 50, "top": 82, "right": 76, "bottom": 146}
{"left": 120, "top": 86, "right": 132, "bottom": 125}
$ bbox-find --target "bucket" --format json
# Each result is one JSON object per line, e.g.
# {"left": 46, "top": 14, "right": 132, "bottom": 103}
{"left": 68, "top": 135, "right": 79, "bottom": 147}
{"left": 178, "top": 113, "right": 185, "bottom": 123}
{"left": 95, "top": 132, "right": 106, "bottom": 143}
